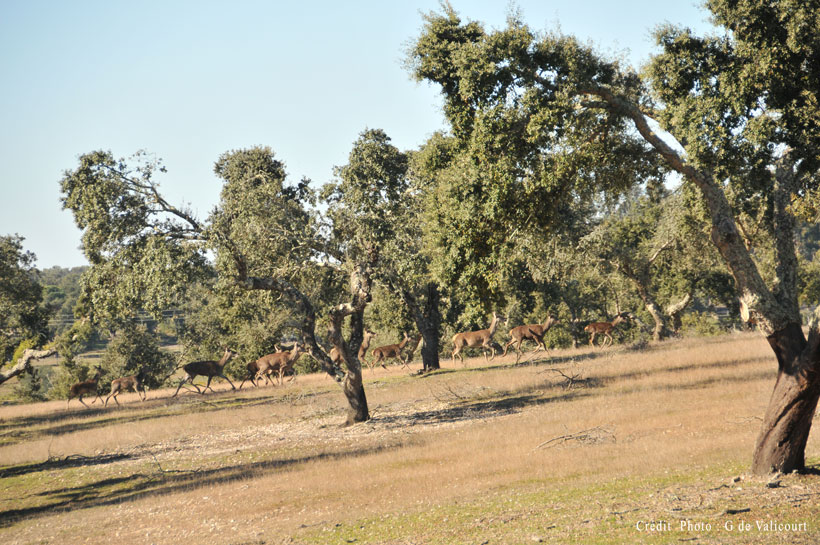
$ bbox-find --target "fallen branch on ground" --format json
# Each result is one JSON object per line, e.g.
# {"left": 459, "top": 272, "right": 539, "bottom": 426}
{"left": 533, "top": 425, "right": 615, "bottom": 450}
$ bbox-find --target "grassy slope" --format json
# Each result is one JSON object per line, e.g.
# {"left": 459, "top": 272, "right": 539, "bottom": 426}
{"left": 1, "top": 332, "right": 819, "bottom": 544}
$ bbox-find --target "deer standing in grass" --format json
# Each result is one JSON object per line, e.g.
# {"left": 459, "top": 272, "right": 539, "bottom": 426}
{"left": 584, "top": 313, "right": 629, "bottom": 347}
{"left": 451, "top": 312, "right": 506, "bottom": 365}
{"left": 503, "top": 315, "right": 559, "bottom": 363}
{"left": 256, "top": 342, "right": 303, "bottom": 386}
{"left": 329, "top": 329, "right": 376, "bottom": 368}
{"left": 67, "top": 367, "right": 103, "bottom": 409}
{"left": 172, "top": 348, "right": 237, "bottom": 397}
{"left": 105, "top": 369, "right": 147, "bottom": 406}
{"left": 370, "top": 332, "right": 412, "bottom": 371}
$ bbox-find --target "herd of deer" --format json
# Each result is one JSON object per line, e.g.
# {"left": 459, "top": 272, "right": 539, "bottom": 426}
{"left": 65, "top": 312, "right": 631, "bottom": 409}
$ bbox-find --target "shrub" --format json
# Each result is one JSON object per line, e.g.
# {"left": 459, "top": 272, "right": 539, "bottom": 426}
{"left": 681, "top": 311, "right": 725, "bottom": 337}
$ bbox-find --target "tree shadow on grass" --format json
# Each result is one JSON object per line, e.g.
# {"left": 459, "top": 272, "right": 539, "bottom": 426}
{"left": 0, "top": 390, "right": 316, "bottom": 448}
{"left": 0, "top": 443, "right": 395, "bottom": 528}
{"left": 372, "top": 387, "right": 595, "bottom": 430}
{"left": 0, "top": 453, "right": 134, "bottom": 479}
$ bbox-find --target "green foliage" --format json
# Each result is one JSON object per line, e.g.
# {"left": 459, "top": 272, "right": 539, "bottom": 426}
{"left": 681, "top": 312, "right": 725, "bottom": 337}
{"left": 408, "top": 9, "right": 664, "bottom": 321}
{"left": 12, "top": 366, "right": 47, "bottom": 402}
{"left": 59, "top": 151, "right": 209, "bottom": 327}
{"left": 0, "top": 235, "right": 48, "bottom": 362}
{"left": 47, "top": 356, "right": 89, "bottom": 401}
{"left": 98, "top": 325, "right": 175, "bottom": 389}
{"left": 39, "top": 266, "right": 87, "bottom": 335}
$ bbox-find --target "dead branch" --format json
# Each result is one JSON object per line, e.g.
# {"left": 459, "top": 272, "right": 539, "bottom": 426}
{"left": 533, "top": 425, "right": 615, "bottom": 450}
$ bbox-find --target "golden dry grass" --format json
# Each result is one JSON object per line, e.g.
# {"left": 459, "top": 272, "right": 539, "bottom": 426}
{"left": 1, "top": 332, "right": 819, "bottom": 545}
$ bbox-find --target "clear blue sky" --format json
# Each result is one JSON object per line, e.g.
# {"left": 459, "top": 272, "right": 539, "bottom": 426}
{"left": 0, "top": 1, "right": 714, "bottom": 268}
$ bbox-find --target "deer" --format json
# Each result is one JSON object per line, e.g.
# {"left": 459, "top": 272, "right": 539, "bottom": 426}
{"left": 255, "top": 342, "right": 303, "bottom": 386}
{"left": 238, "top": 358, "right": 271, "bottom": 389}
{"left": 67, "top": 366, "right": 103, "bottom": 409}
{"left": 584, "top": 313, "right": 629, "bottom": 347}
{"left": 172, "top": 347, "right": 238, "bottom": 397}
{"left": 503, "top": 315, "right": 559, "bottom": 363}
{"left": 369, "top": 332, "right": 412, "bottom": 371}
{"left": 104, "top": 368, "right": 147, "bottom": 406}
{"left": 329, "top": 329, "right": 376, "bottom": 368}
{"left": 451, "top": 312, "right": 506, "bottom": 366}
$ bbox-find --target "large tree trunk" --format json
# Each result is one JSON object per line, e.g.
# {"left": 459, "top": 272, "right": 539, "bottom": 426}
{"left": 402, "top": 282, "right": 442, "bottom": 372}
{"left": 752, "top": 323, "right": 820, "bottom": 474}
{"left": 342, "top": 368, "right": 369, "bottom": 425}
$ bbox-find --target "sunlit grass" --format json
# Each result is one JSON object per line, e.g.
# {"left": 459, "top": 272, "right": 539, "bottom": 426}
{"left": 1, "top": 331, "right": 818, "bottom": 545}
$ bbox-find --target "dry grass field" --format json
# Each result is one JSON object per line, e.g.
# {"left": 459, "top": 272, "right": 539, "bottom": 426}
{"left": 1, "top": 331, "right": 819, "bottom": 544}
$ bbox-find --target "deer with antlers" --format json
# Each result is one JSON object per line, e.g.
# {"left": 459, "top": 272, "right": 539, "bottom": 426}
{"left": 503, "top": 315, "right": 559, "bottom": 363}
{"left": 172, "top": 347, "right": 238, "bottom": 397}
{"left": 369, "top": 332, "right": 412, "bottom": 371}
{"left": 255, "top": 342, "right": 303, "bottom": 386}
{"left": 104, "top": 369, "right": 147, "bottom": 406}
{"left": 67, "top": 366, "right": 103, "bottom": 409}
{"left": 584, "top": 313, "right": 629, "bottom": 347}
{"left": 451, "top": 312, "right": 506, "bottom": 365}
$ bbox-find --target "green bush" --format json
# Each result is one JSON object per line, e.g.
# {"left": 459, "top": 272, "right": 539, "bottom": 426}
{"left": 98, "top": 325, "right": 176, "bottom": 390}
{"left": 681, "top": 311, "right": 725, "bottom": 337}
{"left": 12, "top": 367, "right": 47, "bottom": 402}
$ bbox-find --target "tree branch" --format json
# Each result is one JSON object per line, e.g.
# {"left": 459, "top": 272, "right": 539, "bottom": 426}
{"left": 0, "top": 349, "right": 57, "bottom": 386}
{"left": 578, "top": 84, "right": 793, "bottom": 335}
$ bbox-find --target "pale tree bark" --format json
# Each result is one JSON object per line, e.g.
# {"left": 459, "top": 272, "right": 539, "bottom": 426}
{"left": 0, "top": 348, "right": 57, "bottom": 386}
{"left": 666, "top": 293, "right": 693, "bottom": 334}
{"left": 583, "top": 85, "right": 817, "bottom": 474}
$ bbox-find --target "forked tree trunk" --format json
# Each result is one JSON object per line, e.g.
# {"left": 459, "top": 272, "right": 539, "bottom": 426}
{"left": 240, "top": 264, "right": 371, "bottom": 425}
{"left": 752, "top": 323, "right": 820, "bottom": 474}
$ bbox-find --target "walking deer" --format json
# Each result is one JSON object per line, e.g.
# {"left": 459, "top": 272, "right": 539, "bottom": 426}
{"left": 584, "top": 313, "right": 629, "bottom": 347}
{"left": 67, "top": 367, "right": 103, "bottom": 409}
{"left": 370, "top": 332, "right": 412, "bottom": 371}
{"left": 105, "top": 369, "right": 147, "bottom": 406}
{"left": 172, "top": 348, "right": 237, "bottom": 397}
{"left": 256, "top": 342, "right": 303, "bottom": 386}
{"left": 451, "top": 312, "right": 506, "bottom": 365}
{"left": 503, "top": 315, "right": 559, "bottom": 363}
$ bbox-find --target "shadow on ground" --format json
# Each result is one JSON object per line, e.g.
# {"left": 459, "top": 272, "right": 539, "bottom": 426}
{"left": 0, "top": 442, "right": 396, "bottom": 528}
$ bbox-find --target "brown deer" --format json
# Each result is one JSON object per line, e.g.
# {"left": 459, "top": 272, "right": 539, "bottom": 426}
{"left": 256, "top": 342, "right": 303, "bottom": 386}
{"left": 238, "top": 358, "right": 271, "bottom": 389}
{"left": 67, "top": 367, "right": 103, "bottom": 409}
{"left": 584, "top": 313, "right": 629, "bottom": 347}
{"left": 370, "top": 332, "right": 412, "bottom": 371}
{"left": 104, "top": 369, "right": 147, "bottom": 406}
{"left": 172, "top": 348, "right": 238, "bottom": 397}
{"left": 451, "top": 312, "right": 506, "bottom": 365}
{"left": 503, "top": 315, "right": 559, "bottom": 363}
{"left": 329, "top": 329, "right": 376, "bottom": 367}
